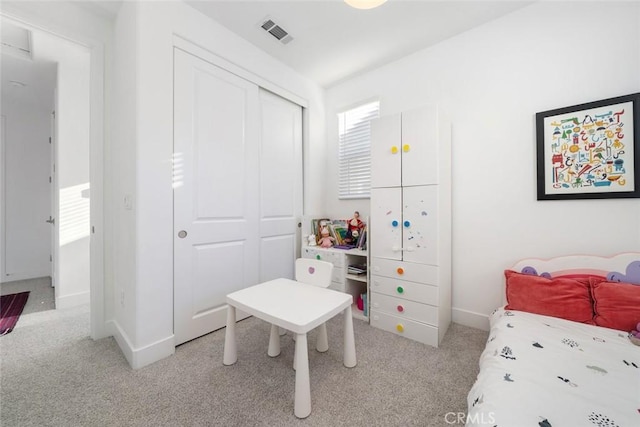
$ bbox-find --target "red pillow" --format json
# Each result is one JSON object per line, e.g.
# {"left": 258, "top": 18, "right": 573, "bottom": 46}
{"left": 591, "top": 278, "right": 640, "bottom": 331}
{"left": 504, "top": 270, "right": 594, "bottom": 324}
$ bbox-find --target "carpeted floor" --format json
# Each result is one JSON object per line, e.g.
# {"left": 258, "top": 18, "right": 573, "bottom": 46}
{"left": 0, "top": 287, "right": 489, "bottom": 427}
{"left": 0, "top": 276, "right": 55, "bottom": 315}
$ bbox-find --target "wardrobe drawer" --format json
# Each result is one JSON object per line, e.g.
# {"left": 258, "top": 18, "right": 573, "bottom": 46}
{"left": 370, "top": 275, "right": 437, "bottom": 305}
{"left": 370, "top": 257, "right": 437, "bottom": 284}
{"left": 301, "top": 247, "right": 344, "bottom": 267}
{"left": 370, "top": 292, "right": 438, "bottom": 325}
{"left": 370, "top": 310, "right": 439, "bottom": 347}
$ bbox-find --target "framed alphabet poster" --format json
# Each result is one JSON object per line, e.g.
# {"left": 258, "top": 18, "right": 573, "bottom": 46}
{"left": 536, "top": 93, "right": 640, "bottom": 200}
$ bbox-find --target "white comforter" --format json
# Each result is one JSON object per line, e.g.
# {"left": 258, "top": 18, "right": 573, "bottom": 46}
{"left": 467, "top": 308, "right": 640, "bottom": 427}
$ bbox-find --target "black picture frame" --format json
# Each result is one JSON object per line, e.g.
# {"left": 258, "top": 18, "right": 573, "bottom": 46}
{"left": 536, "top": 93, "right": 640, "bottom": 200}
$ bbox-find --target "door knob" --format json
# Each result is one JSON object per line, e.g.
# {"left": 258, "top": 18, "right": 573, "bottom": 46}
{"left": 46, "top": 217, "right": 55, "bottom": 225}
{"left": 178, "top": 230, "right": 188, "bottom": 238}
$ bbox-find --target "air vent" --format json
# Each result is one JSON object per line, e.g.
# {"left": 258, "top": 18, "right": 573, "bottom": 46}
{"left": 259, "top": 17, "right": 293, "bottom": 45}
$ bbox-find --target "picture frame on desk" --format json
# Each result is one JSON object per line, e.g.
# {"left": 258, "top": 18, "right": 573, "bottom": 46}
{"left": 311, "top": 218, "right": 331, "bottom": 245}
{"left": 536, "top": 92, "right": 640, "bottom": 200}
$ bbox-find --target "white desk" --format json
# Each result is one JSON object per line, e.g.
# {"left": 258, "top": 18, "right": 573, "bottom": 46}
{"left": 223, "top": 278, "right": 357, "bottom": 418}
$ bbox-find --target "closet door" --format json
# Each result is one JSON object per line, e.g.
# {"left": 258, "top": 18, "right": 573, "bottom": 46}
{"left": 401, "top": 106, "right": 439, "bottom": 186}
{"left": 402, "top": 185, "right": 439, "bottom": 265}
{"left": 258, "top": 89, "right": 302, "bottom": 282}
{"left": 371, "top": 113, "right": 401, "bottom": 188}
{"left": 173, "top": 49, "right": 260, "bottom": 345}
{"left": 370, "top": 187, "right": 402, "bottom": 261}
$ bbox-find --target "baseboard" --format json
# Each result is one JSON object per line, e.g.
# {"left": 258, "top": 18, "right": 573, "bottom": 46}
{"left": 1, "top": 271, "right": 51, "bottom": 283}
{"left": 109, "top": 320, "right": 175, "bottom": 369}
{"left": 452, "top": 307, "right": 490, "bottom": 331}
{"left": 56, "top": 290, "right": 90, "bottom": 309}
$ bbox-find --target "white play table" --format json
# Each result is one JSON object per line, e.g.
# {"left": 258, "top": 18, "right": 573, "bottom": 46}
{"left": 223, "top": 278, "right": 357, "bottom": 418}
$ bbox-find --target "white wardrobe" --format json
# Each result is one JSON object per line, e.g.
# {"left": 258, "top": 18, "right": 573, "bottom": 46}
{"left": 172, "top": 48, "right": 303, "bottom": 345}
{"left": 369, "top": 105, "right": 451, "bottom": 347}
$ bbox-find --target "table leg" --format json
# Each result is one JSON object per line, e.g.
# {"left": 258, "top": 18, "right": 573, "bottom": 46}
{"left": 343, "top": 306, "right": 357, "bottom": 368}
{"left": 316, "top": 323, "right": 329, "bottom": 353}
{"left": 294, "top": 333, "right": 311, "bottom": 418}
{"left": 268, "top": 324, "right": 281, "bottom": 357}
{"left": 223, "top": 305, "right": 237, "bottom": 365}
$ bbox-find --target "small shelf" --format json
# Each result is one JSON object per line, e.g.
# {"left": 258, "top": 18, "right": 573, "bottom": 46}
{"left": 346, "top": 273, "right": 367, "bottom": 283}
{"left": 301, "top": 244, "right": 369, "bottom": 323}
{"left": 352, "top": 303, "right": 368, "bottom": 321}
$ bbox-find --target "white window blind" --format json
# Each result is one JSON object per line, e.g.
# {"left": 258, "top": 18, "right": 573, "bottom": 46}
{"left": 338, "top": 101, "right": 379, "bottom": 199}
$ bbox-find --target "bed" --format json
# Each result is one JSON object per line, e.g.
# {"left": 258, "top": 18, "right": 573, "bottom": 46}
{"left": 466, "top": 253, "right": 640, "bottom": 427}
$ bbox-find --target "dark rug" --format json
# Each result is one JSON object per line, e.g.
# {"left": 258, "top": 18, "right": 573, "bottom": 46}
{"left": 0, "top": 292, "right": 30, "bottom": 335}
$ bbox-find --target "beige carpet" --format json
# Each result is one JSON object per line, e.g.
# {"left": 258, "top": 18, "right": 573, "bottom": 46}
{"left": 0, "top": 285, "right": 488, "bottom": 426}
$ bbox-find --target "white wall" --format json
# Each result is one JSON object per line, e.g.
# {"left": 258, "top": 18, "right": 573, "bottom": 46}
{"left": 109, "top": 0, "right": 139, "bottom": 355}
{"left": 325, "top": 2, "right": 640, "bottom": 329}
{"left": 112, "top": 0, "right": 325, "bottom": 368}
{"left": 1, "top": 82, "right": 53, "bottom": 282}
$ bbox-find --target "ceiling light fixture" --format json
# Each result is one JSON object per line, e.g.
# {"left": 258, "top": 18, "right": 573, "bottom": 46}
{"left": 344, "top": 0, "right": 387, "bottom": 10}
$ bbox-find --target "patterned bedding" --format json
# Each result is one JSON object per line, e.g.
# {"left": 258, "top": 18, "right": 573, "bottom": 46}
{"left": 466, "top": 308, "right": 640, "bottom": 427}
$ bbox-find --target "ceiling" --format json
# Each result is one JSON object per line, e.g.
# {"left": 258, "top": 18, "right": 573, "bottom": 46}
{"left": 76, "top": 0, "right": 534, "bottom": 88}
{"left": 185, "top": 0, "right": 533, "bottom": 88}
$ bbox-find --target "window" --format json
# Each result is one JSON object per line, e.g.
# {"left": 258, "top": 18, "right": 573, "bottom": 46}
{"left": 337, "top": 100, "right": 379, "bottom": 199}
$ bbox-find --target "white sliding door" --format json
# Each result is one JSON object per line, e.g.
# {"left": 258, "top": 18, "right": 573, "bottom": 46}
{"left": 258, "top": 89, "right": 302, "bottom": 283}
{"left": 173, "top": 49, "right": 260, "bottom": 345}
{"left": 173, "top": 49, "right": 303, "bottom": 345}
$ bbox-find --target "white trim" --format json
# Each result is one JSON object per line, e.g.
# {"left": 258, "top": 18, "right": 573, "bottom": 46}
{"left": 172, "top": 35, "right": 308, "bottom": 109}
{"left": 109, "top": 320, "right": 175, "bottom": 370}
{"left": 1, "top": 271, "right": 52, "bottom": 284}
{"left": 0, "top": 115, "right": 5, "bottom": 282}
{"left": 56, "top": 290, "right": 90, "bottom": 309}
{"left": 88, "top": 41, "right": 107, "bottom": 339}
{"left": 452, "top": 307, "right": 490, "bottom": 332}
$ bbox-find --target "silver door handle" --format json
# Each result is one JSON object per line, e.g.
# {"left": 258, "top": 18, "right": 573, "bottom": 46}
{"left": 46, "top": 217, "right": 55, "bottom": 225}
{"left": 178, "top": 230, "right": 187, "bottom": 238}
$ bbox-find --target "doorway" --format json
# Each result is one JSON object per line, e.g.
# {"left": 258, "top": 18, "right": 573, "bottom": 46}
{"left": 0, "top": 15, "right": 104, "bottom": 339}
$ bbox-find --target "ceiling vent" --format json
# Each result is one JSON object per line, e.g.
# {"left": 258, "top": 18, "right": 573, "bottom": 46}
{"left": 260, "top": 18, "right": 293, "bottom": 45}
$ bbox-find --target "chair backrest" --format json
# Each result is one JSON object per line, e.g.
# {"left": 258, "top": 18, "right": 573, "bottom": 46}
{"left": 295, "top": 258, "right": 334, "bottom": 288}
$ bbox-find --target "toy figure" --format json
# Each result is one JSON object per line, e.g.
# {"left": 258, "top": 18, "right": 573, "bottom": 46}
{"left": 318, "top": 227, "right": 334, "bottom": 248}
{"left": 307, "top": 234, "right": 317, "bottom": 246}
{"left": 344, "top": 211, "right": 364, "bottom": 245}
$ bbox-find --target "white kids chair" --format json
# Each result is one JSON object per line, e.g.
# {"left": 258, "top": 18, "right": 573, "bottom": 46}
{"left": 268, "top": 258, "right": 334, "bottom": 362}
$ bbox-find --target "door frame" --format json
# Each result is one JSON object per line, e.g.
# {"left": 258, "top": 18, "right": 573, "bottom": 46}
{"left": 50, "top": 109, "right": 57, "bottom": 288}
{"left": 0, "top": 115, "right": 5, "bottom": 281}
{"left": 173, "top": 36, "right": 308, "bottom": 110}
{"left": 0, "top": 13, "right": 106, "bottom": 339}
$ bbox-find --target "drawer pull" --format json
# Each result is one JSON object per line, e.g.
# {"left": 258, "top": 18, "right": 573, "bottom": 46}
{"left": 396, "top": 323, "right": 404, "bottom": 333}
{"left": 403, "top": 220, "right": 411, "bottom": 228}
{"left": 391, "top": 146, "right": 399, "bottom": 154}
{"left": 316, "top": 254, "right": 321, "bottom": 260}
{"left": 396, "top": 267, "right": 404, "bottom": 275}
{"left": 396, "top": 286, "right": 404, "bottom": 294}
{"left": 391, "top": 220, "right": 399, "bottom": 227}
{"left": 403, "top": 144, "right": 410, "bottom": 152}
{"left": 397, "top": 305, "right": 404, "bottom": 313}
